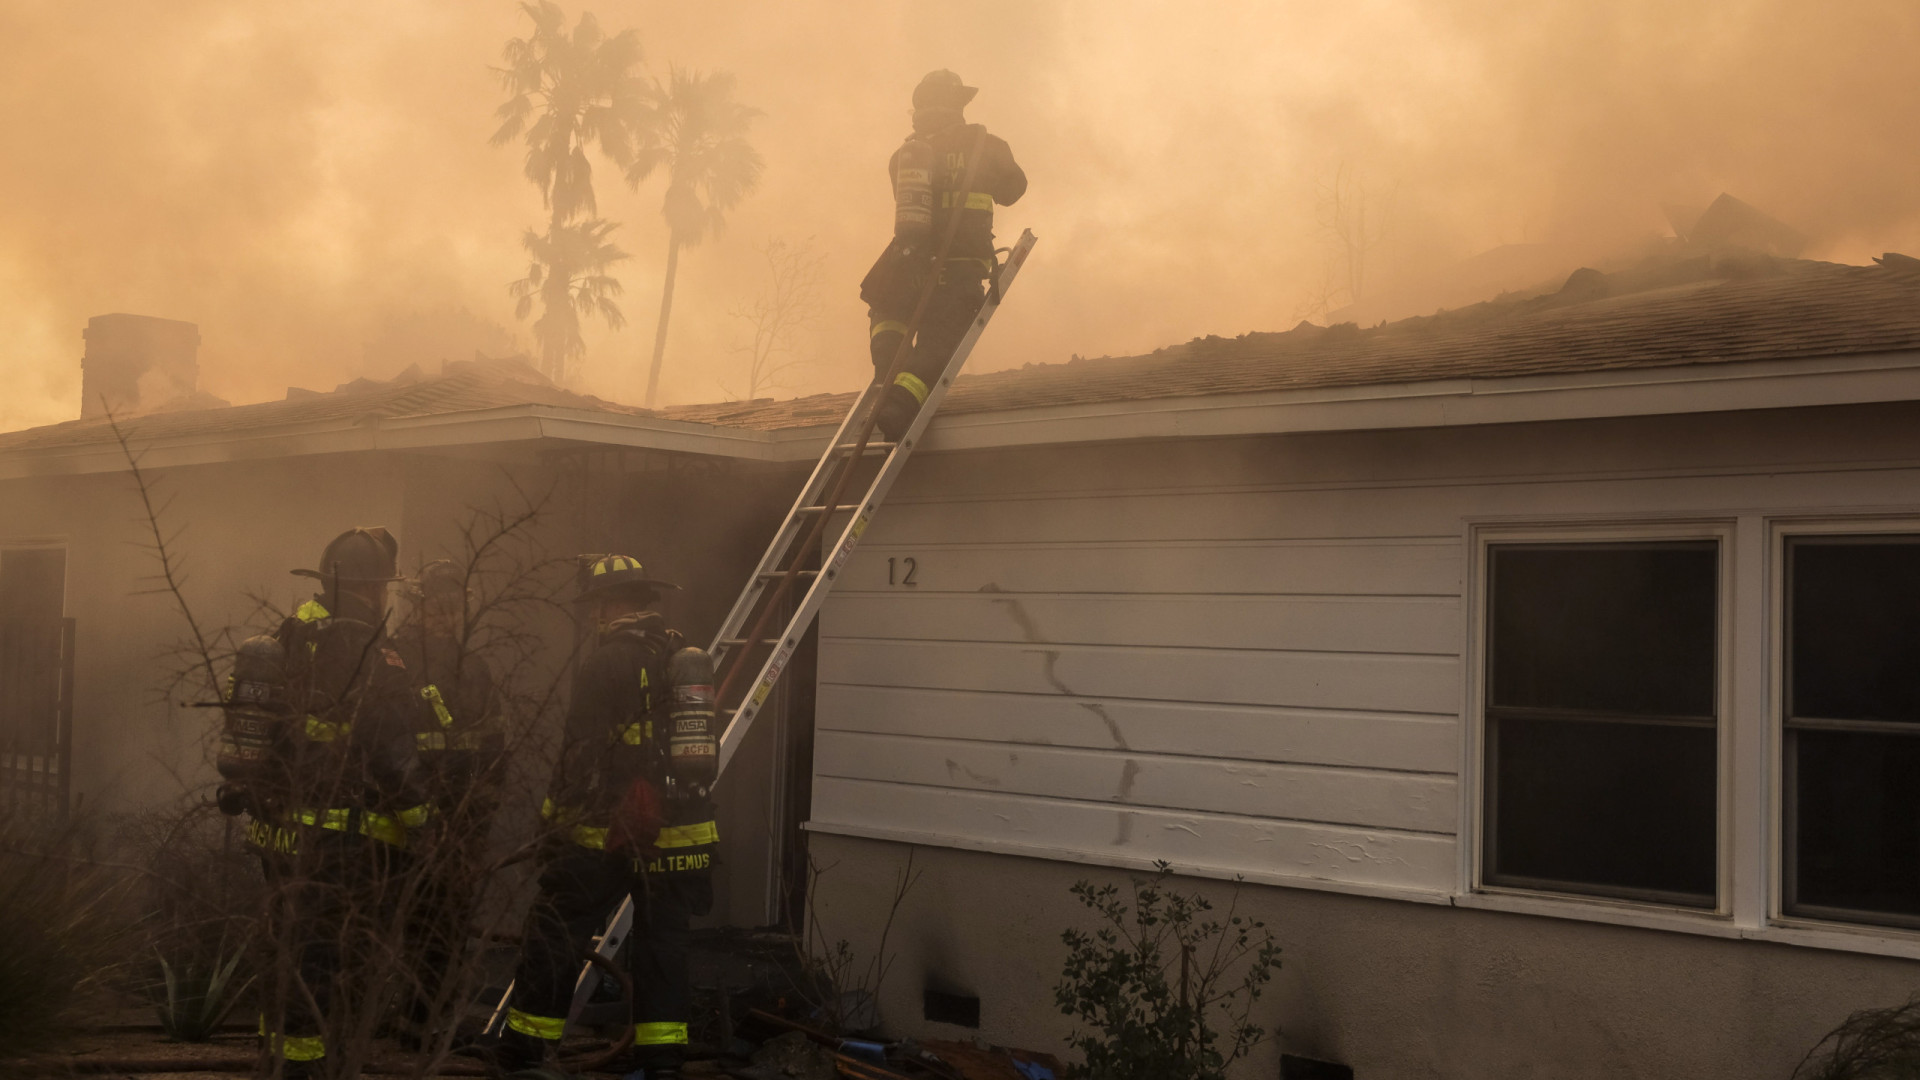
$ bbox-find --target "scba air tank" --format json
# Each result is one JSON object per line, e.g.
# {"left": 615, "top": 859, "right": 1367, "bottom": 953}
{"left": 216, "top": 633, "right": 290, "bottom": 782}
{"left": 667, "top": 647, "right": 719, "bottom": 790}
{"left": 893, "top": 138, "right": 934, "bottom": 248}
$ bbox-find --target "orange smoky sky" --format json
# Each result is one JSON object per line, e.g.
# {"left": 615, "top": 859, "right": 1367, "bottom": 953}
{"left": 2, "top": 1, "right": 1918, "bottom": 431}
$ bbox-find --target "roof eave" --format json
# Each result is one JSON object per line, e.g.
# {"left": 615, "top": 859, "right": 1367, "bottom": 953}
{"left": 921, "top": 348, "right": 1920, "bottom": 452}
{"left": 0, "top": 402, "right": 837, "bottom": 481}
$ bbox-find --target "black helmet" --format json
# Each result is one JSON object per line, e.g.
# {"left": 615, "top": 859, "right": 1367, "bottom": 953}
{"left": 912, "top": 69, "right": 977, "bottom": 110}
{"left": 407, "top": 558, "right": 467, "bottom": 602}
{"left": 292, "top": 527, "right": 400, "bottom": 586}
{"left": 576, "top": 554, "right": 680, "bottom": 603}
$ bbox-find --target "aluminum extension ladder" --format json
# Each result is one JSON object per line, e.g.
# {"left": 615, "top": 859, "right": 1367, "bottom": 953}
{"left": 480, "top": 230, "right": 1036, "bottom": 1046}
{"left": 706, "top": 227, "right": 1038, "bottom": 779}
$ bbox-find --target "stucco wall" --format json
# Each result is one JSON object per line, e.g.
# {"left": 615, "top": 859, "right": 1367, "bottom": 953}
{"left": 1, "top": 452, "right": 411, "bottom": 811}
{"left": 809, "top": 832, "right": 1920, "bottom": 1080}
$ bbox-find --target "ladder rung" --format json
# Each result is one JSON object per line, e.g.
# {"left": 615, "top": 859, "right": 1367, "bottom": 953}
{"left": 719, "top": 637, "right": 783, "bottom": 648}
{"left": 756, "top": 569, "right": 819, "bottom": 580}
{"left": 836, "top": 440, "right": 898, "bottom": 455}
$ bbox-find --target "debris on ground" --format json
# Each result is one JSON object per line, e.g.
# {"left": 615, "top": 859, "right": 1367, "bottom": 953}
{"left": 748, "top": 1029, "right": 839, "bottom": 1080}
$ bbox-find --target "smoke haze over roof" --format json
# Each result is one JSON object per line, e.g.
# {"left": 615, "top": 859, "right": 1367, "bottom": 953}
{"left": 3, "top": 1, "right": 1918, "bottom": 432}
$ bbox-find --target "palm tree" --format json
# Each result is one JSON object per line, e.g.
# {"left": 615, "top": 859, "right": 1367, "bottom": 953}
{"left": 510, "top": 218, "right": 630, "bottom": 381}
{"left": 627, "top": 68, "right": 764, "bottom": 407}
{"left": 492, "top": 2, "right": 649, "bottom": 378}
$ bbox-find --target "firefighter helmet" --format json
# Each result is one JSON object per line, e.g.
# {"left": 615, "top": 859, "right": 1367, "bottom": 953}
{"left": 576, "top": 554, "right": 680, "bottom": 602}
{"left": 406, "top": 558, "right": 467, "bottom": 601}
{"left": 912, "top": 69, "right": 977, "bottom": 110}
{"left": 291, "top": 527, "right": 401, "bottom": 585}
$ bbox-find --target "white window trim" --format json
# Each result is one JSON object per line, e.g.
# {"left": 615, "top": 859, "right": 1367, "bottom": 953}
{"left": 1461, "top": 518, "right": 1740, "bottom": 925}
{"left": 1455, "top": 513, "right": 1920, "bottom": 961}
{"left": 1766, "top": 514, "right": 1920, "bottom": 939}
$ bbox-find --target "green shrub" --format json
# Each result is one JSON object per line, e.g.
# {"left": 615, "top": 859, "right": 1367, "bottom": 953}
{"left": 155, "top": 941, "right": 253, "bottom": 1042}
{"left": 1054, "top": 861, "right": 1281, "bottom": 1080}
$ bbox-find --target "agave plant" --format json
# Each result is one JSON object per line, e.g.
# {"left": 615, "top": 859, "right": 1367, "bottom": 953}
{"left": 155, "top": 944, "right": 253, "bottom": 1042}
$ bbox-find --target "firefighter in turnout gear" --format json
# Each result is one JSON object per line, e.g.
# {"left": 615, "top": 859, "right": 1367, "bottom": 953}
{"left": 394, "top": 558, "right": 504, "bottom": 1042}
{"left": 861, "top": 69, "right": 1027, "bottom": 441}
{"left": 215, "top": 526, "right": 432, "bottom": 1077}
{"left": 495, "top": 555, "right": 719, "bottom": 1080}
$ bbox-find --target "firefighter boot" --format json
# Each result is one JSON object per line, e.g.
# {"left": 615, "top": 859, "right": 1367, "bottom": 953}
{"left": 489, "top": 1026, "right": 554, "bottom": 1079}
{"left": 874, "top": 380, "right": 925, "bottom": 443}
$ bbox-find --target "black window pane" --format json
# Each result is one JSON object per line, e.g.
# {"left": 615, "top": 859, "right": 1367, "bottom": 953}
{"left": 1790, "top": 539, "right": 1920, "bottom": 723}
{"left": 1792, "top": 729, "right": 1920, "bottom": 919}
{"left": 1491, "top": 716, "right": 1717, "bottom": 902}
{"left": 1490, "top": 543, "right": 1717, "bottom": 717}
{"left": 0, "top": 549, "right": 65, "bottom": 623}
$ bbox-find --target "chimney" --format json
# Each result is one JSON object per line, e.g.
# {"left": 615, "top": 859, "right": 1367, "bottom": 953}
{"left": 79, "top": 314, "right": 201, "bottom": 419}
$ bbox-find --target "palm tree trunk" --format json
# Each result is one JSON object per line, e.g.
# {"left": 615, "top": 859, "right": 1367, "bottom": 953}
{"left": 645, "top": 234, "right": 680, "bottom": 407}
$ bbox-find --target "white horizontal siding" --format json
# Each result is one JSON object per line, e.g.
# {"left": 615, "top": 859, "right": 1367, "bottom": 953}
{"left": 814, "top": 729, "right": 1457, "bottom": 832}
{"left": 821, "top": 638, "right": 1458, "bottom": 714}
{"left": 824, "top": 538, "right": 1461, "bottom": 596}
{"left": 811, "top": 439, "right": 1474, "bottom": 897}
{"left": 805, "top": 411, "right": 1920, "bottom": 915}
{"left": 817, "top": 685, "right": 1459, "bottom": 772}
{"left": 821, "top": 593, "right": 1459, "bottom": 653}
{"left": 810, "top": 777, "right": 1458, "bottom": 893}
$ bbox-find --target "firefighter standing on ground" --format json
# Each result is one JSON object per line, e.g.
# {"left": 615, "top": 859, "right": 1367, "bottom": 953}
{"left": 494, "top": 555, "right": 719, "bottom": 1080}
{"left": 395, "top": 558, "right": 505, "bottom": 1040}
{"left": 862, "top": 69, "right": 1027, "bottom": 442}
{"left": 215, "top": 527, "right": 433, "bottom": 1077}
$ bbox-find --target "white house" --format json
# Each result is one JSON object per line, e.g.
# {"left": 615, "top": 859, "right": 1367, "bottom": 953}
{"left": 9, "top": 252, "right": 1920, "bottom": 1077}
{"left": 786, "top": 253, "right": 1920, "bottom": 1079}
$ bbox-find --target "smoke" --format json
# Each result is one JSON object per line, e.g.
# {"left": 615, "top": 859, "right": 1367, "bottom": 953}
{"left": 1, "top": 0, "right": 1917, "bottom": 432}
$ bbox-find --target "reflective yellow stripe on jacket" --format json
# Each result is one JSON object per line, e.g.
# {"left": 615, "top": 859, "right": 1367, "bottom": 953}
{"left": 294, "top": 803, "right": 434, "bottom": 848}
{"left": 540, "top": 798, "right": 717, "bottom": 852}
{"left": 304, "top": 715, "right": 350, "bottom": 742}
{"left": 939, "top": 191, "right": 994, "bottom": 210}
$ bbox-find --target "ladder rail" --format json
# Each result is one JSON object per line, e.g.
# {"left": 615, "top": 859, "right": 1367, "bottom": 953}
{"left": 709, "top": 127, "right": 999, "bottom": 700}
{"left": 712, "top": 229, "right": 1037, "bottom": 778}
{"left": 707, "top": 380, "right": 885, "bottom": 672}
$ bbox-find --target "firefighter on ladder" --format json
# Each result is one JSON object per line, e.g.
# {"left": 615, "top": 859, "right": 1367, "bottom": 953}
{"left": 395, "top": 558, "right": 505, "bottom": 1043}
{"left": 214, "top": 527, "right": 434, "bottom": 1078}
{"left": 862, "top": 69, "right": 1027, "bottom": 442}
{"left": 494, "top": 555, "right": 719, "bottom": 1080}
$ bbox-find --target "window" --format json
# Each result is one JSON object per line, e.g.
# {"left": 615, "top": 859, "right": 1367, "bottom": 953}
{"left": 1784, "top": 536, "right": 1920, "bottom": 928}
{"left": 1483, "top": 541, "right": 1720, "bottom": 907}
{"left": 0, "top": 547, "right": 71, "bottom": 816}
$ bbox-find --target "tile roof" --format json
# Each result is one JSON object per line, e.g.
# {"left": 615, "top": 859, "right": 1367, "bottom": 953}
{"left": 4, "top": 252, "right": 1917, "bottom": 454}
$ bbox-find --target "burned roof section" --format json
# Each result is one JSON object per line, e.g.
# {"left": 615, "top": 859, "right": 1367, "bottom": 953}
{"left": 655, "top": 251, "right": 1920, "bottom": 430}
{"left": 3, "top": 252, "right": 1919, "bottom": 454}
{"left": 0, "top": 355, "right": 648, "bottom": 454}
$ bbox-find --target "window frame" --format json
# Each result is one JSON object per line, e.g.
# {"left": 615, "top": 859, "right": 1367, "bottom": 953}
{"left": 1468, "top": 520, "right": 1736, "bottom": 918}
{"left": 1771, "top": 518, "right": 1920, "bottom": 932}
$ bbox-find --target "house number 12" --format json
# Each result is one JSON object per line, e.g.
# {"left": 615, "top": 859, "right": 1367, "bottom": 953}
{"left": 887, "top": 557, "right": 918, "bottom": 586}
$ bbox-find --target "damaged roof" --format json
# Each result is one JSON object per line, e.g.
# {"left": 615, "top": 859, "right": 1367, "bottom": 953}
{"left": 659, "top": 252, "right": 1920, "bottom": 431}
{"left": 3, "top": 251, "right": 1919, "bottom": 459}
{"left": 0, "top": 357, "right": 649, "bottom": 454}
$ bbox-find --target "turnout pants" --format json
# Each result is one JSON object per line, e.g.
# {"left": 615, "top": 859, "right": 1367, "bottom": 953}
{"left": 867, "top": 261, "right": 989, "bottom": 439}
{"left": 503, "top": 845, "right": 706, "bottom": 1071}
{"left": 251, "top": 822, "right": 409, "bottom": 1073}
